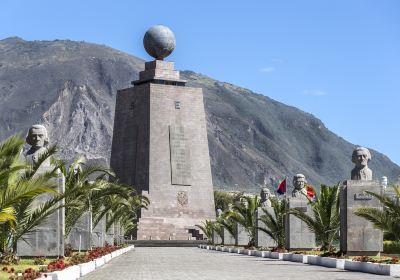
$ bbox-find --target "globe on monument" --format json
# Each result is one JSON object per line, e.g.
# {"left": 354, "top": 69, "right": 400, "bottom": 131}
{"left": 143, "top": 25, "right": 176, "bottom": 60}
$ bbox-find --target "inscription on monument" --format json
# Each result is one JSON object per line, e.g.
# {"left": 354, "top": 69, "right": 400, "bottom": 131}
{"left": 354, "top": 192, "right": 373, "bottom": 201}
{"left": 169, "top": 125, "right": 191, "bottom": 185}
{"left": 294, "top": 206, "right": 307, "bottom": 212}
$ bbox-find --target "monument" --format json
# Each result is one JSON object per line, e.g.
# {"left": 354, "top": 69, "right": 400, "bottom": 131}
{"left": 17, "top": 125, "right": 65, "bottom": 257}
{"left": 255, "top": 188, "right": 276, "bottom": 247}
{"left": 340, "top": 147, "right": 383, "bottom": 255}
{"left": 110, "top": 25, "right": 215, "bottom": 240}
{"left": 285, "top": 174, "right": 315, "bottom": 250}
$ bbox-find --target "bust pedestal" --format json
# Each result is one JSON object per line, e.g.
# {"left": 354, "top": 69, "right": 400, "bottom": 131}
{"left": 340, "top": 180, "right": 383, "bottom": 255}
{"left": 17, "top": 167, "right": 65, "bottom": 257}
{"left": 255, "top": 207, "right": 276, "bottom": 248}
{"left": 285, "top": 198, "right": 315, "bottom": 250}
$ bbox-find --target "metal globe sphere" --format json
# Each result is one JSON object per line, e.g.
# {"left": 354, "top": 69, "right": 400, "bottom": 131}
{"left": 143, "top": 25, "right": 176, "bottom": 60}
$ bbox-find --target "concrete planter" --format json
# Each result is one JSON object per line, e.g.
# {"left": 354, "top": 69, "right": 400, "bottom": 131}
{"left": 254, "top": 250, "right": 263, "bottom": 257}
{"left": 196, "top": 245, "right": 400, "bottom": 277}
{"left": 261, "top": 251, "right": 271, "bottom": 258}
{"left": 336, "top": 259, "right": 345, "bottom": 269}
{"left": 240, "top": 249, "right": 249, "bottom": 255}
{"left": 104, "top": 253, "right": 112, "bottom": 263}
{"left": 282, "top": 253, "right": 292, "bottom": 261}
{"left": 79, "top": 261, "right": 96, "bottom": 276}
{"left": 270, "top": 252, "right": 283, "bottom": 259}
{"left": 51, "top": 265, "right": 81, "bottom": 280}
{"left": 290, "top": 253, "right": 305, "bottom": 263}
{"left": 344, "top": 260, "right": 390, "bottom": 275}
{"left": 94, "top": 256, "right": 105, "bottom": 268}
{"left": 307, "top": 256, "right": 337, "bottom": 268}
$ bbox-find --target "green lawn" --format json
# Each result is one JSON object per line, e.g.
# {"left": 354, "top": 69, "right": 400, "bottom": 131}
{"left": 0, "top": 258, "right": 56, "bottom": 280}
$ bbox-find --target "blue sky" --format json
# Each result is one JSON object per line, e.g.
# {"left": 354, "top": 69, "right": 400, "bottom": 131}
{"left": 1, "top": 0, "right": 399, "bottom": 166}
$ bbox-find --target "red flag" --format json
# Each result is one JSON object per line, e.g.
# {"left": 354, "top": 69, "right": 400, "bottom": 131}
{"left": 306, "top": 184, "right": 316, "bottom": 198}
{"left": 277, "top": 179, "right": 286, "bottom": 195}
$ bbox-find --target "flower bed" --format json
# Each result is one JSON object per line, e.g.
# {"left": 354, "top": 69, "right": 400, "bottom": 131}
{"left": 199, "top": 245, "right": 400, "bottom": 277}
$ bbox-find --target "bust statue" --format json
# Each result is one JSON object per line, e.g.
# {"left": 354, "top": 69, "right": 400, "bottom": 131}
{"left": 292, "top": 174, "right": 307, "bottom": 198}
{"left": 260, "top": 187, "right": 272, "bottom": 207}
{"left": 351, "top": 147, "right": 372, "bottom": 180}
{"left": 381, "top": 176, "right": 388, "bottom": 191}
{"left": 216, "top": 208, "right": 223, "bottom": 218}
{"left": 25, "top": 124, "right": 50, "bottom": 166}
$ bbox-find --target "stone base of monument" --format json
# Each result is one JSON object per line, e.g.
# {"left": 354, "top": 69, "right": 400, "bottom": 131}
{"left": 255, "top": 207, "right": 276, "bottom": 248}
{"left": 66, "top": 212, "right": 91, "bottom": 251}
{"left": 236, "top": 224, "right": 250, "bottom": 246}
{"left": 223, "top": 228, "right": 235, "bottom": 245}
{"left": 285, "top": 198, "right": 315, "bottom": 250}
{"left": 137, "top": 217, "right": 199, "bottom": 240}
{"left": 212, "top": 229, "right": 222, "bottom": 245}
{"left": 340, "top": 180, "right": 383, "bottom": 256}
{"left": 17, "top": 171, "right": 65, "bottom": 257}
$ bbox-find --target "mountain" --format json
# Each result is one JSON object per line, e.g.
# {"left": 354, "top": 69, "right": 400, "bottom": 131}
{"left": 0, "top": 37, "right": 398, "bottom": 193}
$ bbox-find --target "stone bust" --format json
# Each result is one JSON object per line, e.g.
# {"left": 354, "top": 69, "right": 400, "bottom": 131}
{"left": 25, "top": 124, "right": 51, "bottom": 166}
{"left": 260, "top": 187, "right": 272, "bottom": 207}
{"left": 292, "top": 174, "right": 307, "bottom": 198}
{"left": 381, "top": 176, "right": 388, "bottom": 190}
{"left": 351, "top": 147, "right": 372, "bottom": 180}
{"left": 216, "top": 208, "right": 223, "bottom": 218}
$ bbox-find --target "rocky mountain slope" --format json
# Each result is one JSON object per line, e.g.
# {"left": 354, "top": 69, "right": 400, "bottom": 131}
{"left": 0, "top": 37, "right": 398, "bottom": 193}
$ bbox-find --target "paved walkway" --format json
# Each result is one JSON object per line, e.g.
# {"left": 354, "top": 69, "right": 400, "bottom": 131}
{"left": 80, "top": 247, "right": 394, "bottom": 280}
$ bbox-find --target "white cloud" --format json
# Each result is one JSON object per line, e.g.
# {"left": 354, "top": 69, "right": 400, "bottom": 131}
{"left": 260, "top": 67, "right": 275, "bottom": 73}
{"left": 302, "top": 89, "right": 327, "bottom": 96}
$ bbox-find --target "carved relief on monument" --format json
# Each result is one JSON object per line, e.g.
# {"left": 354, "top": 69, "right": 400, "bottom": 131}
{"left": 169, "top": 125, "right": 191, "bottom": 186}
{"left": 177, "top": 191, "right": 188, "bottom": 207}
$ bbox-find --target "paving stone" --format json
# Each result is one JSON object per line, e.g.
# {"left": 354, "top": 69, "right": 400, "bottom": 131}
{"left": 80, "top": 247, "right": 394, "bottom": 280}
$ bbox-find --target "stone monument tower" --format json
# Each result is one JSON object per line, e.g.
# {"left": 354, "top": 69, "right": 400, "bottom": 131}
{"left": 110, "top": 25, "right": 215, "bottom": 240}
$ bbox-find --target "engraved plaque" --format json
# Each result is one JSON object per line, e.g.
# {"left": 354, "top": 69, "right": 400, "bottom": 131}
{"left": 354, "top": 192, "right": 373, "bottom": 201}
{"left": 294, "top": 206, "right": 307, "bottom": 212}
{"left": 169, "top": 125, "right": 191, "bottom": 185}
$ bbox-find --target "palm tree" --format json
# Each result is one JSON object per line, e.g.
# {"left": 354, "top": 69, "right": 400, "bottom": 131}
{"left": 288, "top": 184, "right": 340, "bottom": 252}
{"left": 354, "top": 185, "right": 400, "bottom": 242}
{"left": 258, "top": 197, "right": 286, "bottom": 248}
{"left": 226, "top": 195, "right": 260, "bottom": 247}
{"left": 0, "top": 135, "right": 62, "bottom": 253}
{"left": 195, "top": 220, "right": 214, "bottom": 242}
{"left": 61, "top": 156, "right": 150, "bottom": 246}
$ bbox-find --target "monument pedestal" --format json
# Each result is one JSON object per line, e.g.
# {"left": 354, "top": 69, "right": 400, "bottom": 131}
{"left": 223, "top": 228, "right": 235, "bottom": 245}
{"left": 340, "top": 180, "right": 383, "bottom": 255}
{"left": 236, "top": 224, "right": 250, "bottom": 246}
{"left": 285, "top": 198, "right": 315, "bottom": 250}
{"left": 110, "top": 60, "right": 215, "bottom": 240}
{"left": 212, "top": 229, "right": 223, "bottom": 245}
{"left": 17, "top": 169, "right": 65, "bottom": 257}
{"left": 66, "top": 212, "right": 91, "bottom": 250}
{"left": 256, "top": 207, "right": 276, "bottom": 248}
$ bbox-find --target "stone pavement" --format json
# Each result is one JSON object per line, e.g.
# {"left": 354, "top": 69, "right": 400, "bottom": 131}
{"left": 80, "top": 247, "right": 394, "bottom": 280}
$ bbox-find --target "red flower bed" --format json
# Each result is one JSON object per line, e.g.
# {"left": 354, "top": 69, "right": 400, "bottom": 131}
{"left": 47, "top": 258, "right": 69, "bottom": 272}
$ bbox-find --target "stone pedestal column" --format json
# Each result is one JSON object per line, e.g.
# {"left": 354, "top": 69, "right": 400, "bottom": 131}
{"left": 212, "top": 228, "right": 223, "bottom": 245}
{"left": 340, "top": 180, "right": 383, "bottom": 255}
{"left": 17, "top": 168, "right": 65, "bottom": 257}
{"left": 235, "top": 223, "right": 250, "bottom": 246}
{"left": 223, "top": 228, "right": 235, "bottom": 245}
{"left": 66, "top": 211, "right": 91, "bottom": 251}
{"left": 255, "top": 207, "right": 276, "bottom": 248}
{"left": 285, "top": 198, "right": 315, "bottom": 250}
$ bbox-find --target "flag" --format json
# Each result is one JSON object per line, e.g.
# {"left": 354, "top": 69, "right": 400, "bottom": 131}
{"left": 306, "top": 184, "right": 316, "bottom": 198}
{"left": 277, "top": 179, "right": 286, "bottom": 195}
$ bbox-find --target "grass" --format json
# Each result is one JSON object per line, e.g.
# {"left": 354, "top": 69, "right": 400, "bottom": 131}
{"left": 0, "top": 258, "right": 57, "bottom": 280}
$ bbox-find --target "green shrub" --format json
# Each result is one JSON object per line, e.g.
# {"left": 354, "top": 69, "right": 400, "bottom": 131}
{"left": 384, "top": 241, "right": 400, "bottom": 254}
